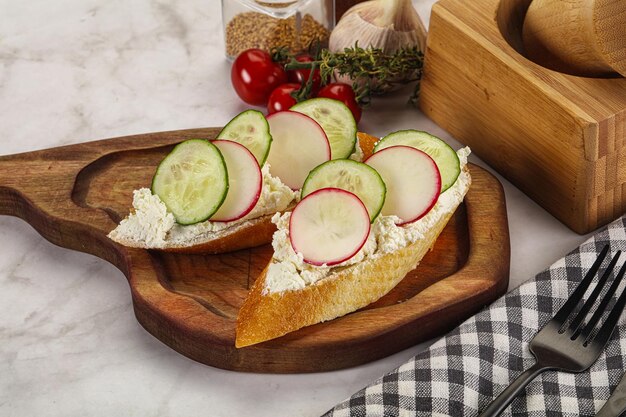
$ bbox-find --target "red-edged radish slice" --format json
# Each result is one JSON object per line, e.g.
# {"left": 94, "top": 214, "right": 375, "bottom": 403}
{"left": 266, "top": 111, "right": 331, "bottom": 190}
{"left": 210, "top": 140, "right": 263, "bottom": 222}
{"left": 365, "top": 145, "right": 441, "bottom": 225}
{"left": 289, "top": 188, "right": 371, "bottom": 266}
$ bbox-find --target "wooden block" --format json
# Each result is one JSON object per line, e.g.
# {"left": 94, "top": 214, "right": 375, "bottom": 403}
{"left": 420, "top": 0, "right": 626, "bottom": 234}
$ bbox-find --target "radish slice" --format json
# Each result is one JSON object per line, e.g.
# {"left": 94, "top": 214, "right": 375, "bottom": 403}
{"left": 210, "top": 140, "right": 262, "bottom": 222}
{"left": 289, "top": 188, "right": 370, "bottom": 266}
{"left": 266, "top": 111, "right": 331, "bottom": 190}
{"left": 365, "top": 145, "right": 441, "bottom": 225}
{"left": 374, "top": 130, "right": 460, "bottom": 193}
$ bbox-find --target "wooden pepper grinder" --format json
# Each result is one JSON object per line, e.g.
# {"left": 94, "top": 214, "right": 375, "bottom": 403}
{"left": 522, "top": 0, "right": 626, "bottom": 77}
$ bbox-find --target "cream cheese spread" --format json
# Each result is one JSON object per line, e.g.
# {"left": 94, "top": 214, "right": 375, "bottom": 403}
{"left": 263, "top": 147, "right": 472, "bottom": 295}
{"left": 349, "top": 136, "right": 364, "bottom": 162}
{"left": 108, "top": 164, "right": 297, "bottom": 248}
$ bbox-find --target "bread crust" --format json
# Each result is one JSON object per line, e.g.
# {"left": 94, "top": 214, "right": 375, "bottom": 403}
{"left": 235, "top": 175, "right": 465, "bottom": 348}
{"left": 109, "top": 212, "right": 281, "bottom": 254}
{"left": 158, "top": 214, "right": 277, "bottom": 254}
{"left": 356, "top": 132, "right": 378, "bottom": 160}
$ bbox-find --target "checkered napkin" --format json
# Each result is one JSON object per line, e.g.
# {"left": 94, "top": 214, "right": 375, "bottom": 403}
{"left": 324, "top": 215, "right": 626, "bottom": 417}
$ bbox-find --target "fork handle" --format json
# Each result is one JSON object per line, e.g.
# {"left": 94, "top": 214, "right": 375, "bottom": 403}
{"left": 596, "top": 371, "right": 626, "bottom": 417}
{"left": 478, "top": 362, "right": 548, "bottom": 417}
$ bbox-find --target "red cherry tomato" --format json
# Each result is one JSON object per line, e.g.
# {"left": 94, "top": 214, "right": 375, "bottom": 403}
{"left": 267, "top": 83, "right": 300, "bottom": 114}
{"left": 287, "top": 54, "right": 323, "bottom": 95}
{"left": 317, "top": 83, "right": 362, "bottom": 123}
{"left": 231, "top": 49, "right": 288, "bottom": 106}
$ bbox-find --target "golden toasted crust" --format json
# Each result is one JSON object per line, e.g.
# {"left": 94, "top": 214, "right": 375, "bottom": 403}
{"left": 235, "top": 192, "right": 460, "bottom": 348}
{"left": 356, "top": 132, "right": 378, "bottom": 160}
{"left": 161, "top": 214, "right": 277, "bottom": 254}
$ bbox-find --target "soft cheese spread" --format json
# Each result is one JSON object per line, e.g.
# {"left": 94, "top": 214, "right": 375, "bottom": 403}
{"left": 349, "top": 136, "right": 364, "bottom": 162}
{"left": 263, "top": 147, "right": 472, "bottom": 295}
{"left": 108, "top": 164, "right": 297, "bottom": 248}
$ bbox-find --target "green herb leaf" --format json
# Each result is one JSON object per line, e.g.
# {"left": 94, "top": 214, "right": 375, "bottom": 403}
{"left": 284, "top": 45, "right": 424, "bottom": 107}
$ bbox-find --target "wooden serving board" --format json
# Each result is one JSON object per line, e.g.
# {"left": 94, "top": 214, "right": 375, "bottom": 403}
{"left": 0, "top": 128, "right": 510, "bottom": 373}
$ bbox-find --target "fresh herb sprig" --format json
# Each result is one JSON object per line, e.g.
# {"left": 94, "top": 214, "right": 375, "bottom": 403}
{"left": 274, "top": 45, "right": 424, "bottom": 106}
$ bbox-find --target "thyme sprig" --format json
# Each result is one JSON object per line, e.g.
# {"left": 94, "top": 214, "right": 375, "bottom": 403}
{"left": 275, "top": 45, "right": 424, "bottom": 107}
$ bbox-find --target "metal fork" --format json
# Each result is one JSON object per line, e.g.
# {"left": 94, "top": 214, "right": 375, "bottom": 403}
{"left": 479, "top": 245, "right": 626, "bottom": 417}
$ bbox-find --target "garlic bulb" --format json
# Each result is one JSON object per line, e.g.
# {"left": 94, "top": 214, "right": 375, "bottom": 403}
{"left": 330, "top": 0, "right": 427, "bottom": 54}
{"left": 329, "top": 0, "right": 427, "bottom": 92}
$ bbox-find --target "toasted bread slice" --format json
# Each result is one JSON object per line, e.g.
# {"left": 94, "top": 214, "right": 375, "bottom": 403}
{"left": 107, "top": 149, "right": 298, "bottom": 253}
{"left": 107, "top": 165, "right": 298, "bottom": 253}
{"left": 235, "top": 156, "right": 471, "bottom": 348}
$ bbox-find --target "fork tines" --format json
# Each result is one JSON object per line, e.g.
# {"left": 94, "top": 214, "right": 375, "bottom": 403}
{"left": 555, "top": 245, "right": 626, "bottom": 345}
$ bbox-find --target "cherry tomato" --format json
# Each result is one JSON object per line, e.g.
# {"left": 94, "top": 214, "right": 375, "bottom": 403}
{"left": 231, "top": 49, "right": 288, "bottom": 106}
{"left": 287, "top": 54, "right": 323, "bottom": 95}
{"left": 317, "top": 83, "right": 362, "bottom": 123}
{"left": 267, "top": 83, "right": 300, "bottom": 114}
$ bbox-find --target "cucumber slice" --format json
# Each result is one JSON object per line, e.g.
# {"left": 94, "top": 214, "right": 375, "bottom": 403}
{"left": 291, "top": 98, "right": 357, "bottom": 160}
{"left": 301, "top": 159, "right": 386, "bottom": 222}
{"left": 216, "top": 110, "right": 272, "bottom": 166}
{"left": 151, "top": 139, "right": 228, "bottom": 225}
{"left": 374, "top": 130, "right": 460, "bottom": 193}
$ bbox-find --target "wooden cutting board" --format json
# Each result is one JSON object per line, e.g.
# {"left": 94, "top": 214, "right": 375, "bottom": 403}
{"left": 0, "top": 128, "right": 510, "bottom": 373}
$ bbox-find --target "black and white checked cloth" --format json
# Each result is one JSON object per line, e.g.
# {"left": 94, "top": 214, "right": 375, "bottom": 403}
{"left": 325, "top": 215, "right": 626, "bottom": 416}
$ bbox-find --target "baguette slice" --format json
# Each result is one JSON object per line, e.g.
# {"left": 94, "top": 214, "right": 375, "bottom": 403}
{"left": 236, "top": 152, "right": 471, "bottom": 348}
{"left": 107, "top": 174, "right": 297, "bottom": 254}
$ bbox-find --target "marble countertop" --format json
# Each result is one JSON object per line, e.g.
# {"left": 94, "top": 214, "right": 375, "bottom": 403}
{"left": 0, "top": 1, "right": 592, "bottom": 416}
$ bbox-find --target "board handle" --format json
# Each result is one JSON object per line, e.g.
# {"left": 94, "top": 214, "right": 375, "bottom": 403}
{"left": 0, "top": 128, "right": 220, "bottom": 221}
{"left": 0, "top": 147, "right": 125, "bottom": 268}
{"left": 0, "top": 128, "right": 221, "bottom": 270}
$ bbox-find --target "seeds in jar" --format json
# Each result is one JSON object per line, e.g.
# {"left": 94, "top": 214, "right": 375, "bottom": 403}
{"left": 225, "top": 12, "right": 329, "bottom": 58}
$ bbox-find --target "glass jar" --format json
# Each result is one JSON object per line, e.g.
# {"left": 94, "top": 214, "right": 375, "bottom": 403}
{"left": 222, "top": 0, "right": 334, "bottom": 60}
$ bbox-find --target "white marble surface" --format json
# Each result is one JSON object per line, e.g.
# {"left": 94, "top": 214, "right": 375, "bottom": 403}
{"left": 0, "top": 1, "right": 592, "bottom": 416}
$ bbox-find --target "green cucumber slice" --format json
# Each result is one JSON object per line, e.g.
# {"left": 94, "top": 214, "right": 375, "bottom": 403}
{"left": 301, "top": 159, "right": 386, "bottom": 222}
{"left": 216, "top": 109, "right": 272, "bottom": 166}
{"left": 291, "top": 98, "right": 357, "bottom": 160}
{"left": 151, "top": 139, "right": 228, "bottom": 225}
{"left": 374, "top": 130, "right": 460, "bottom": 192}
